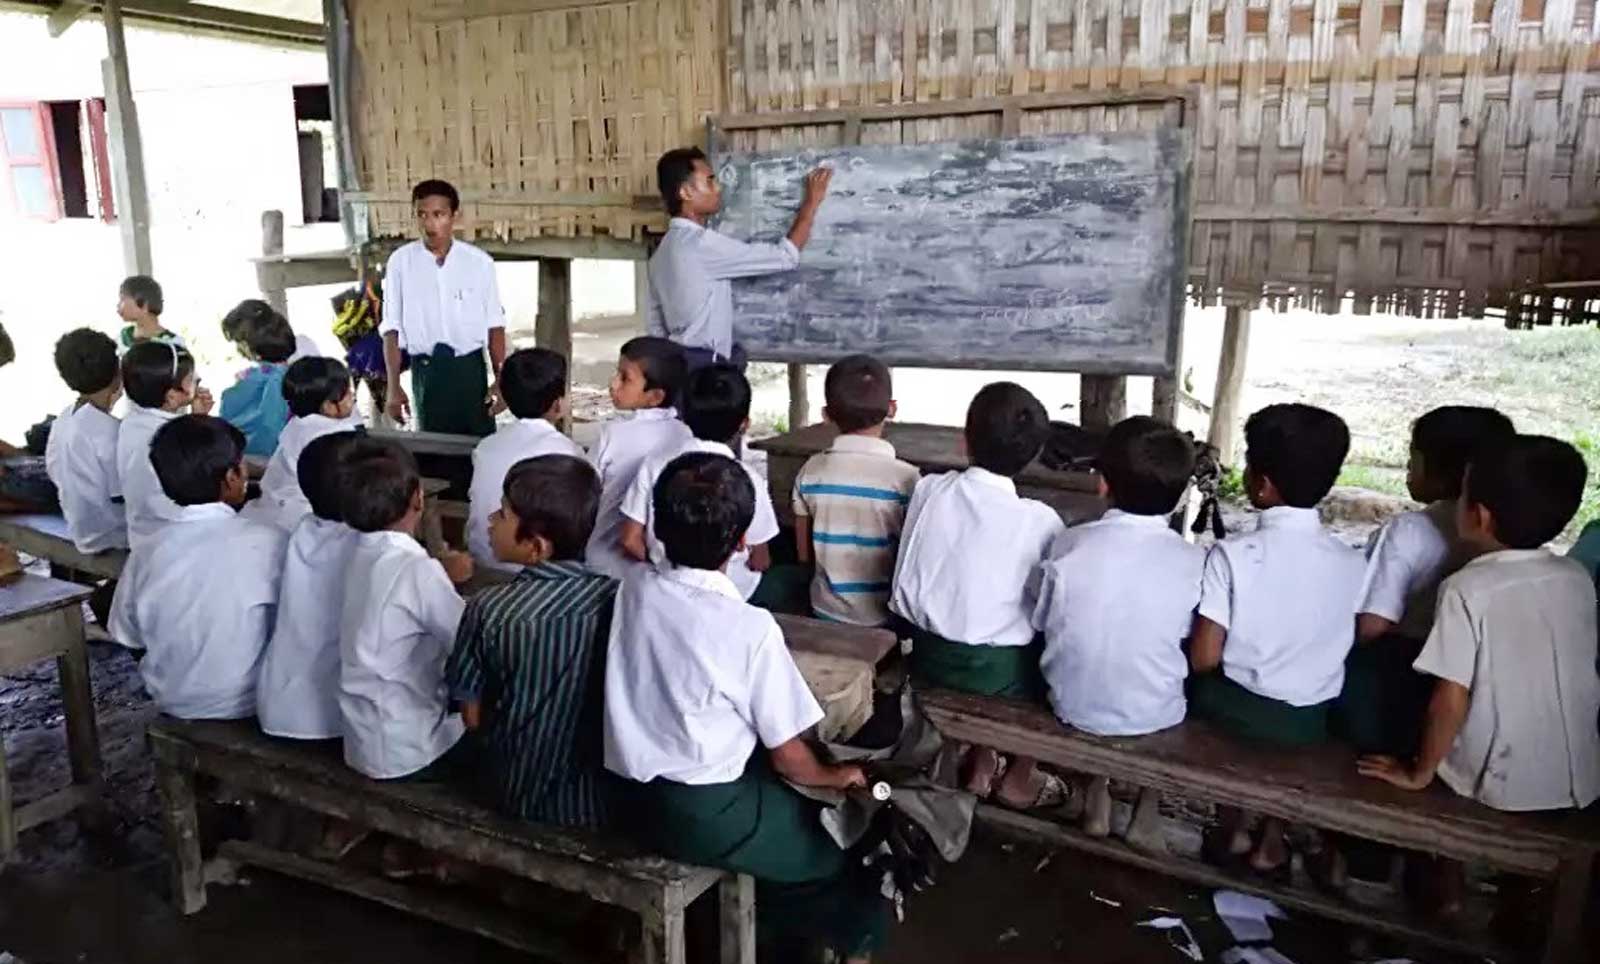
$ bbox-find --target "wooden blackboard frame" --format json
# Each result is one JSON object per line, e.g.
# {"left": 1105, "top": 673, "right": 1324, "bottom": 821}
{"left": 707, "top": 88, "right": 1196, "bottom": 379}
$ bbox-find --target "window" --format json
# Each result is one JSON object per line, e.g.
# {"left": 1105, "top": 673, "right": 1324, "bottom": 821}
{"left": 0, "top": 99, "right": 114, "bottom": 222}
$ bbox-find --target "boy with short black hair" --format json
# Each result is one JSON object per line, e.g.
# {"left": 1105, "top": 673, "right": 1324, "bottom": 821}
{"left": 1338, "top": 406, "right": 1516, "bottom": 754}
{"left": 467, "top": 348, "right": 583, "bottom": 572}
{"left": 117, "top": 275, "right": 183, "bottom": 350}
{"left": 891, "top": 381, "right": 1066, "bottom": 809}
{"left": 447, "top": 455, "right": 617, "bottom": 828}
{"left": 792, "top": 355, "right": 919, "bottom": 626}
{"left": 46, "top": 328, "right": 127, "bottom": 553}
{"left": 1033, "top": 416, "right": 1202, "bottom": 844}
{"left": 605, "top": 451, "right": 884, "bottom": 960}
{"left": 1190, "top": 403, "right": 1365, "bottom": 875}
{"left": 585, "top": 336, "right": 692, "bottom": 579}
{"left": 118, "top": 341, "right": 214, "bottom": 549}
{"left": 338, "top": 438, "right": 474, "bottom": 780}
{"left": 246, "top": 356, "right": 361, "bottom": 532}
{"left": 257, "top": 430, "right": 364, "bottom": 740}
{"left": 109, "top": 415, "right": 287, "bottom": 719}
{"left": 618, "top": 364, "right": 778, "bottom": 600}
{"left": 1359, "top": 434, "right": 1600, "bottom": 813}
{"left": 220, "top": 299, "right": 299, "bottom": 457}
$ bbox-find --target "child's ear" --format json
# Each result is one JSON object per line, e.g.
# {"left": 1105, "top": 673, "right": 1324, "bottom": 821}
{"left": 886, "top": 399, "right": 898, "bottom": 420}
{"left": 221, "top": 463, "right": 248, "bottom": 507}
{"left": 408, "top": 483, "right": 425, "bottom": 514}
{"left": 739, "top": 416, "right": 751, "bottom": 436}
{"left": 545, "top": 395, "right": 567, "bottom": 420}
{"left": 1095, "top": 474, "right": 1111, "bottom": 500}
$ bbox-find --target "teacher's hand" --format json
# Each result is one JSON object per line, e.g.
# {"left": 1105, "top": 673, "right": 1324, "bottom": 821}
{"left": 803, "top": 167, "right": 833, "bottom": 208}
{"left": 485, "top": 381, "right": 507, "bottom": 417}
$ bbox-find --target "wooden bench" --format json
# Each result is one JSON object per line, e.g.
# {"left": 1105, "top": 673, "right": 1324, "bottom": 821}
{"left": 0, "top": 514, "right": 127, "bottom": 581}
{"left": 750, "top": 421, "right": 1105, "bottom": 526}
{"left": 148, "top": 718, "right": 755, "bottom": 964}
{"left": 919, "top": 689, "right": 1600, "bottom": 964}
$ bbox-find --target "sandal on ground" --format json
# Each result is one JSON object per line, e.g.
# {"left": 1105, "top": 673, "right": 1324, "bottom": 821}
{"left": 960, "top": 747, "right": 1005, "bottom": 798}
{"left": 995, "top": 769, "right": 1072, "bottom": 812}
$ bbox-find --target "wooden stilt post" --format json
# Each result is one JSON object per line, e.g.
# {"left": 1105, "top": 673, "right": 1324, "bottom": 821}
{"left": 537, "top": 257, "right": 574, "bottom": 435}
{"left": 787, "top": 363, "right": 808, "bottom": 432}
{"left": 101, "top": 0, "right": 152, "bottom": 276}
{"left": 1079, "top": 375, "right": 1127, "bottom": 433}
{"left": 260, "top": 210, "right": 288, "bottom": 319}
{"left": 1207, "top": 305, "right": 1252, "bottom": 467}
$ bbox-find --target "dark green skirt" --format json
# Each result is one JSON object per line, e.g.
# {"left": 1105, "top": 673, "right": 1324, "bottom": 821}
{"left": 909, "top": 628, "right": 1044, "bottom": 700}
{"left": 618, "top": 754, "right": 886, "bottom": 957}
{"left": 1187, "top": 671, "right": 1331, "bottom": 747}
{"left": 1332, "top": 634, "right": 1430, "bottom": 756}
{"left": 412, "top": 343, "right": 495, "bottom": 437}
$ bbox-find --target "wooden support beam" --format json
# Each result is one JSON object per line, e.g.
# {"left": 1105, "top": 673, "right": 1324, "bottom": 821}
{"left": 787, "top": 364, "right": 809, "bottom": 432}
{"left": 536, "top": 258, "right": 574, "bottom": 435}
{"left": 100, "top": 0, "right": 152, "bottom": 276}
{"left": 1079, "top": 375, "right": 1127, "bottom": 433}
{"left": 260, "top": 210, "right": 288, "bottom": 320}
{"left": 47, "top": 0, "right": 89, "bottom": 36}
{"left": 1152, "top": 374, "right": 1180, "bottom": 426}
{"left": 1207, "top": 306, "right": 1252, "bottom": 468}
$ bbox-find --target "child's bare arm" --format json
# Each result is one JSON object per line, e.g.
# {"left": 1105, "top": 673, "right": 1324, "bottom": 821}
{"left": 1356, "top": 612, "right": 1397, "bottom": 644}
{"left": 1189, "top": 614, "right": 1226, "bottom": 673}
{"left": 747, "top": 542, "right": 772, "bottom": 573}
{"left": 768, "top": 735, "right": 866, "bottom": 790}
{"left": 438, "top": 550, "right": 475, "bottom": 586}
{"left": 1357, "top": 678, "right": 1469, "bottom": 790}
{"left": 620, "top": 519, "right": 649, "bottom": 562}
{"left": 793, "top": 517, "right": 813, "bottom": 564}
{"left": 461, "top": 700, "right": 483, "bottom": 730}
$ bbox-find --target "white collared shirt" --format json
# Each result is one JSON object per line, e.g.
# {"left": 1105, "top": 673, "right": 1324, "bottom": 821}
{"left": 109, "top": 503, "right": 287, "bottom": 719}
{"left": 467, "top": 418, "right": 584, "bottom": 571}
{"left": 585, "top": 407, "right": 694, "bottom": 580}
{"left": 1357, "top": 499, "right": 1457, "bottom": 638}
{"left": 116, "top": 404, "right": 182, "bottom": 551}
{"left": 619, "top": 438, "right": 780, "bottom": 599}
{"left": 339, "top": 530, "right": 466, "bottom": 779}
{"left": 1197, "top": 505, "right": 1366, "bottom": 706}
{"left": 603, "top": 566, "right": 823, "bottom": 785}
{"left": 1034, "top": 510, "right": 1204, "bottom": 736}
{"left": 257, "top": 515, "right": 359, "bottom": 739}
{"left": 890, "top": 468, "right": 1066, "bottom": 647}
{"left": 645, "top": 217, "right": 801, "bottom": 358}
{"left": 245, "top": 412, "right": 364, "bottom": 532}
{"left": 379, "top": 239, "right": 505, "bottom": 355}
{"left": 1416, "top": 549, "right": 1600, "bottom": 811}
{"left": 44, "top": 401, "right": 127, "bottom": 553}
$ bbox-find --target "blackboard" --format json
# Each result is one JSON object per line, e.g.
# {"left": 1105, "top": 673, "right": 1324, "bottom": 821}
{"left": 714, "top": 128, "right": 1190, "bottom": 375}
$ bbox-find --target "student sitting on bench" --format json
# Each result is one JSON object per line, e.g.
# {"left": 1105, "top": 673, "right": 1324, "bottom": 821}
{"left": 791, "top": 354, "right": 919, "bottom": 626}
{"left": 218, "top": 300, "right": 298, "bottom": 458}
{"left": 891, "top": 382, "right": 1067, "bottom": 810}
{"left": 116, "top": 274, "right": 184, "bottom": 351}
{"left": 447, "top": 455, "right": 617, "bottom": 829}
{"left": 585, "top": 336, "right": 690, "bottom": 579}
{"left": 1033, "top": 416, "right": 1201, "bottom": 847}
{"left": 1337, "top": 405, "right": 1515, "bottom": 755}
{"left": 46, "top": 328, "right": 127, "bottom": 553}
{"left": 338, "top": 438, "right": 474, "bottom": 781}
{"left": 604, "top": 452, "right": 885, "bottom": 962}
{"left": 1189, "top": 403, "right": 1365, "bottom": 880}
{"left": 256, "top": 430, "right": 363, "bottom": 741}
{"left": 466, "top": 348, "right": 582, "bottom": 573}
{"left": 246, "top": 357, "right": 361, "bottom": 532}
{"left": 110, "top": 415, "right": 287, "bottom": 719}
{"left": 117, "top": 342, "right": 214, "bottom": 550}
{"left": 618, "top": 364, "right": 778, "bottom": 601}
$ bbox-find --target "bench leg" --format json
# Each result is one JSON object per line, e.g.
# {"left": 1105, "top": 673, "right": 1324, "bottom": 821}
{"left": 1543, "top": 853, "right": 1595, "bottom": 964}
{"left": 0, "top": 738, "right": 14, "bottom": 863}
{"left": 57, "top": 623, "right": 104, "bottom": 791}
{"left": 154, "top": 755, "right": 207, "bottom": 914}
{"left": 719, "top": 873, "right": 755, "bottom": 964}
{"left": 641, "top": 909, "right": 687, "bottom": 964}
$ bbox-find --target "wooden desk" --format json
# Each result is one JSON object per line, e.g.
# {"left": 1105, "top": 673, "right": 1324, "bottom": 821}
{"left": 750, "top": 422, "right": 1105, "bottom": 525}
{"left": 0, "top": 514, "right": 126, "bottom": 581}
{"left": 0, "top": 575, "right": 103, "bottom": 860}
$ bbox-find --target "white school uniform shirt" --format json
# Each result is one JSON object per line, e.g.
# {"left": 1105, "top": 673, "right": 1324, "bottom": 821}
{"left": 244, "top": 412, "right": 364, "bottom": 532}
{"left": 467, "top": 418, "right": 584, "bottom": 572}
{"left": 1034, "top": 510, "right": 1204, "bottom": 736}
{"left": 44, "top": 401, "right": 127, "bottom": 553}
{"left": 257, "top": 516, "right": 359, "bottom": 740}
{"left": 1356, "top": 499, "right": 1456, "bottom": 639}
{"left": 1415, "top": 549, "right": 1600, "bottom": 812}
{"left": 1197, "top": 506, "right": 1366, "bottom": 706}
{"left": 339, "top": 530, "right": 466, "bottom": 779}
{"left": 585, "top": 408, "right": 693, "bottom": 580}
{"left": 109, "top": 503, "right": 288, "bottom": 719}
{"left": 380, "top": 239, "right": 504, "bottom": 355}
{"left": 116, "top": 404, "right": 182, "bottom": 551}
{"left": 890, "top": 468, "right": 1066, "bottom": 647}
{"left": 619, "top": 438, "right": 780, "bottom": 599}
{"left": 603, "top": 566, "right": 823, "bottom": 785}
{"left": 645, "top": 217, "right": 801, "bottom": 359}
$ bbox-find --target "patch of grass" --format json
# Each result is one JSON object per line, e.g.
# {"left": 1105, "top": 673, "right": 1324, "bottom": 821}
{"left": 1216, "top": 467, "right": 1244, "bottom": 502}
{"left": 1336, "top": 463, "right": 1408, "bottom": 499}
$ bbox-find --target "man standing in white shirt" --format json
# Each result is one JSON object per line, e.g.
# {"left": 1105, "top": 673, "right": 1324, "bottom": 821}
{"left": 647, "top": 148, "right": 832, "bottom": 372}
{"left": 381, "top": 179, "right": 506, "bottom": 437}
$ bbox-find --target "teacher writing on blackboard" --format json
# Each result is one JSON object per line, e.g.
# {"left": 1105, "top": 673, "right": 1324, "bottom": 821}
{"left": 647, "top": 147, "right": 832, "bottom": 373}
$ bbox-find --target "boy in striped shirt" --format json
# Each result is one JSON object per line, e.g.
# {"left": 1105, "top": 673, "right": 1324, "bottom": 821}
{"left": 792, "top": 355, "right": 920, "bottom": 626}
{"left": 445, "top": 454, "right": 618, "bottom": 829}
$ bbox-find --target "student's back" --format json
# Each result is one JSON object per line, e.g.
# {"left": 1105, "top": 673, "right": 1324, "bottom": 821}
{"left": 45, "top": 329, "right": 127, "bottom": 553}
{"left": 116, "top": 342, "right": 211, "bottom": 550}
{"left": 246, "top": 357, "right": 360, "bottom": 532}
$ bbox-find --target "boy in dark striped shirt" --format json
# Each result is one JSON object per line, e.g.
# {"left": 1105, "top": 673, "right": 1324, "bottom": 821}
{"left": 445, "top": 454, "right": 618, "bottom": 829}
